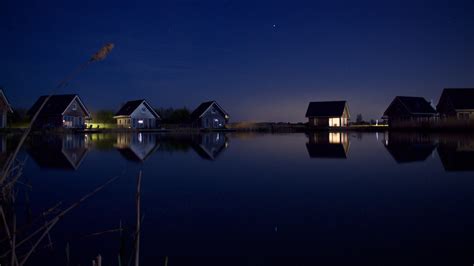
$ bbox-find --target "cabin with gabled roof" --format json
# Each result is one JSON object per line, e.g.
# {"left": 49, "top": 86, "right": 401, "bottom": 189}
{"left": 437, "top": 88, "right": 474, "bottom": 120}
{"left": 190, "top": 100, "right": 229, "bottom": 129}
{"left": 305, "top": 101, "right": 350, "bottom": 127}
{"left": 0, "top": 89, "right": 13, "bottom": 128}
{"left": 114, "top": 99, "right": 160, "bottom": 129}
{"left": 383, "top": 96, "right": 437, "bottom": 127}
{"left": 28, "top": 94, "right": 91, "bottom": 129}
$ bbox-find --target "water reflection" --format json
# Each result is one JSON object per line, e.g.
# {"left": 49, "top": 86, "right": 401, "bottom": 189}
{"left": 191, "top": 132, "right": 228, "bottom": 160}
{"left": 115, "top": 133, "right": 159, "bottom": 162}
{"left": 27, "top": 134, "right": 89, "bottom": 170}
{"left": 305, "top": 132, "right": 349, "bottom": 159}
{"left": 110, "top": 132, "right": 229, "bottom": 162}
{"left": 23, "top": 132, "right": 474, "bottom": 172}
{"left": 13, "top": 131, "right": 474, "bottom": 264}
{"left": 438, "top": 134, "right": 474, "bottom": 172}
{"left": 383, "top": 132, "right": 437, "bottom": 163}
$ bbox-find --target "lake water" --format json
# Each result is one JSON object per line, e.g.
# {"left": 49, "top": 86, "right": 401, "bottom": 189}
{"left": 2, "top": 131, "right": 474, "bottom": 265}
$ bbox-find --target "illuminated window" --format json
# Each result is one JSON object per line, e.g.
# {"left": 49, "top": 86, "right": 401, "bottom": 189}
{"left": 72, "top": 103, "right": 77, "bottom": 111}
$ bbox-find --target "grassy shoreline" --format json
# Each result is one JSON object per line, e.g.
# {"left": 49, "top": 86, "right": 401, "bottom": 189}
{"left": 4, "top": 122, "right": 474, "bottom": 134}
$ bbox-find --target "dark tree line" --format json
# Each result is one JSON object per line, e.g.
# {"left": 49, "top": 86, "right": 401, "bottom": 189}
{"left": 155, "top": 107, "right": 191, "bottom": 124}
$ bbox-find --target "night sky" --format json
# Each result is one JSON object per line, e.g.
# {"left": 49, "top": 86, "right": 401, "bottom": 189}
{"left": 1, "top": 0, "right": 473, "bottom": 122}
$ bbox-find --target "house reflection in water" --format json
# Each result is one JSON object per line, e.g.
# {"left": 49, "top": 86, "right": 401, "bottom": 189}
{"left": 115, "top": 133, "right": 159, "bottom": 162}
{"left": 305, "top": 132, "right": 349, "bottom": 159}
{"left": 438, "top": 134, "right": 474, "bottom": 172}
{"left": 191, "top": 132, "right": 228, "bottom": 160}
{"left": 27, "top": 134, "right": 89, "bottom": 170}
{"left": 383, "top": 132, "right": 437, "bottom": 163}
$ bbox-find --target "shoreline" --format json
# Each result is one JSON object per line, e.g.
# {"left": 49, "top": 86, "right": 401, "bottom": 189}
{"left": 2, "top": 124, "right": 474, "bottom": 134}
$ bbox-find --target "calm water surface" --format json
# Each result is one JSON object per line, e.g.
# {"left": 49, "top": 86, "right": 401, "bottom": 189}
{"left": 2, "top": 131, "right": 474, "bottom": 265}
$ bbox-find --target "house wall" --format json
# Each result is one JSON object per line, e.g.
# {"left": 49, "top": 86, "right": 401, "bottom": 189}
{"left": 129, "top": 102, "right": 158, "bottom": 129}
{"left": 199, "top": 106, "right": 227, "bottom": 128}
{"left": 456, "top": 111, "right": 474, "bottom": 120}
{"left": 33, "top": 115, "right": 63, "bottom": 129}
{"left": 116, "top": 102, "right": 158, "bottom": 129}
{"left": 309, "top": 116, "right": 348, "bottom": 127}
{"left": 62, "top": 98, "right": 89, "bottom": 128}
{"left": 117, "top": 117, "right": 156, "bottom": 129}
{"left": 309, "top": 117, "right": 329, "bottom": 127}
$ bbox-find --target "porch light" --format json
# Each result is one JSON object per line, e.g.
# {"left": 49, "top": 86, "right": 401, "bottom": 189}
{"left": 138, "top": 120, "right": 144, "bottom": 124}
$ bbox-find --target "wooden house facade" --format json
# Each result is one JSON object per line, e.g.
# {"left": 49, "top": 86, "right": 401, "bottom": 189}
{"left": 190, "top": 101, "right": 229, "bottom": 129}
{"left": 114, "top": 100, "right": 160, "bottom": 129}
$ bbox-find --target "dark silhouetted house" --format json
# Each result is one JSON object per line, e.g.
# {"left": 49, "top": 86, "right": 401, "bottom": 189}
{"left": 27, "top": 134, "right": 89, "bottom": 170}
{"left": 115, "top": 133, "right": 159, "bottom": 162}
{"left": 305, "top": 132, "right": 349, "bottom": 159}
{"left": 0, "top": 89, "right": 13, "bottom": 128}
{"left": 383, "top": 96, "right": 437, "bottom": 127}
{"left": 190, "top": 101, "right": 229, "bottom": 129}
{"left": 114, "top": 100, "right": 161, "bottom": 129}
{"left": 305, "top": 101, "right": 350, "bottom": 127}
{"left": 438, "top": 134, "right": 474, "bottom": 172}
{"left": 436, "top": 88, "right": 474, "bottom": 120}
{"left": 28, "top": 94, "right": 91, "bottom": 129}
{"left": 383, "top": 132, "right": 436, "bottom": 163}
{"left": 191, "top": 132, "right": 228, "bottom": 160}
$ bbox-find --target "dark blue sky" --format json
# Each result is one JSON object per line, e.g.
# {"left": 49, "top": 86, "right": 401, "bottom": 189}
{"left": 1, "top": 0, "right": 473, "bottom": 121}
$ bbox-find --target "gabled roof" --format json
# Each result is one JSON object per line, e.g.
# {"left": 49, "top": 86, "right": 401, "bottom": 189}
{"left": 28, "top": 94, "right": 91, "bottom": 117}
{"left": 437, "top": 88, "right": 474, "bottom": 110}
{"left": 305, "top": 101, "right": 348, "bottom": 117}
{"left": 114, "top": 99, "right": 160, "bottom": 118}
{"left": 384, "top": 96, "right": 436, "bottom": 116}
{"left": 190, "top": 101, "right": 229, "bottom": 121}
{"left": 0, "top": 89, "right": 13, "bottom": 113}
